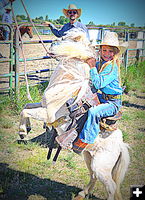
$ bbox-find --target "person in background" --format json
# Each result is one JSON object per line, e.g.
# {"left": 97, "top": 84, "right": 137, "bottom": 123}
{"left": 2, "top": 7, "right": 12, "bottom": 40}
{"left": 43, "top": 4, "right": 90, "bottom": 40}
{"left": 56, "top": 31, "right": 128, "bottom": 154}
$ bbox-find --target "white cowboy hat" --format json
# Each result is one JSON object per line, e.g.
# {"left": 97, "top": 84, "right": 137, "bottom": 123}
{"left": 63, "top": 4, "right": 82, "bottom": 18}
{"left": 97, "top": 31, "right": 128, "bottom": 54}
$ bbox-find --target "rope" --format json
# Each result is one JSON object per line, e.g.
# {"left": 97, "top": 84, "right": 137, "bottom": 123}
{"left": 11, "top": 2, "right": 33, "bottom": 101}
{"left": 11, "top": 0, "right": 52, "bottom": 101}
{"left": 20, "top": 0, "right": 50, "bottom": 56}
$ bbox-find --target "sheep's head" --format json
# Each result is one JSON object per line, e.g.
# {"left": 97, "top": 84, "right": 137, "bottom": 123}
{"left": 49, "top": 28, "right": 97, "bottom": 60}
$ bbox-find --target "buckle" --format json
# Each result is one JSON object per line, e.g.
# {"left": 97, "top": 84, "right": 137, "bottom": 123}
{"left": 109, "top": 95, "right": 121, "bottom": 100}
{"left": 102, "top": 93, "right": 121, "bottom": 100}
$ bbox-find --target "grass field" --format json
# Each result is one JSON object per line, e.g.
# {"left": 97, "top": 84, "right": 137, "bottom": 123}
{"left": 0, "top": 62, "right": 145, "bottom": 200}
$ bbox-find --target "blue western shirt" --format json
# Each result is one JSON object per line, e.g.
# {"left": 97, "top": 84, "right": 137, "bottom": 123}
{"left": 90, "top": 61, "right": 123, "bottom": 95}
{"left": 49, "top": 21, "right": 90, "bottom": 40}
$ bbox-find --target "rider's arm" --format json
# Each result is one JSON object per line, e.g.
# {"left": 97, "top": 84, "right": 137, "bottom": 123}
{"left": 90, "top": 63, "right": 118, "bottom": 89}
{"left": 86, "top": 58, "right": 96, "bottom": 69}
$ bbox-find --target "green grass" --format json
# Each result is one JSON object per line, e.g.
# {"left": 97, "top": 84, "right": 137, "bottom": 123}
{"left": 121, "top": 61, "right": 145, "bottom": 93}
{"left": 133, "top": 132, "right": 144, "bottom": 140}
{"left": 0, "top": 83, "right": 47, "bottom": 115}
{"left": 121, "top": 112, "right": 134, "bottom": 121}
{"left": 16, "top": 141, "right": 41, "bottom": 151}
{"left": 14, "top": 84, "right": 43, "bottom": 113}
{"left": 122, "top": 131, "right": 130, "bottom": 141}
{"left": 0, "top": 118, "right": 14, "bottom": 129}
{"left": 134, "top": 110, "right": 145, "bottom": 119}
{"left": 61, "top": 152, "right": 77, "bottom": 169}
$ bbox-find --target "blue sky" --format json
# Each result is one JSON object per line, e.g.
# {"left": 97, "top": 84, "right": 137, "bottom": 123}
{"left": 1, "top": 0, "right": 145, "bottom": 26}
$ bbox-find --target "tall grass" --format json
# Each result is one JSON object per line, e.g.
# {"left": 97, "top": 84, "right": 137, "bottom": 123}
{"left": 0, "top": 82, "right": 48, "bottom": 115}
{"left": 121, "top": 61, "right": 145, "bottom": 93}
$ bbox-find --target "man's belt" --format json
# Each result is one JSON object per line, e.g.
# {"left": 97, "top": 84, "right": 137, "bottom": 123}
{"left": 102, "top": 93, "right": 121, "bottom": 100}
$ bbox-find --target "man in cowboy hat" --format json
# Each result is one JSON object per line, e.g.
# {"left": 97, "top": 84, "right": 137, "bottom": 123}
{"left": 43, "top": 4, "right": 90, "bottom": 40}
{"left": 2, "top": 6, "right": 13, "bottom": 40}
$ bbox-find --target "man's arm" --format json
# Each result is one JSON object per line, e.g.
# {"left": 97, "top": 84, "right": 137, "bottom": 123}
{"left": 43, "top": 21, "right": 69, "bottom": 37}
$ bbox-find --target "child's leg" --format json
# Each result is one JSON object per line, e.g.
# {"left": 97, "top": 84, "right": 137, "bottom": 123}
{"left": 79, "top": 103, "right": 118, "bottom": 144}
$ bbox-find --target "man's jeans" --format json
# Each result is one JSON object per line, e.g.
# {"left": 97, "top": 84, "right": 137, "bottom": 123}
{"left": 79, "top": 93, "right": 122, "bottom": 144}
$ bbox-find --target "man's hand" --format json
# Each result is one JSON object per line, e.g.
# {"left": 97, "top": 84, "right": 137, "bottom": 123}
{"left": 43, "top": 21, "right": 51, "bottom": 27}
{"left": 86, "top": 58, "right": 96, "bottom": 69}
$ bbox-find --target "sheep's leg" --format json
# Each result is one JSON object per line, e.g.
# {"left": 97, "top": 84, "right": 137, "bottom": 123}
{"left": 91, "top": 149, "right": 120, "bottom": 200}
{"left": 75, "top": 151, "right": 97, "bottom": 200}
{"left": 19, "top": 103, "right": 47, "bottom": 138}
